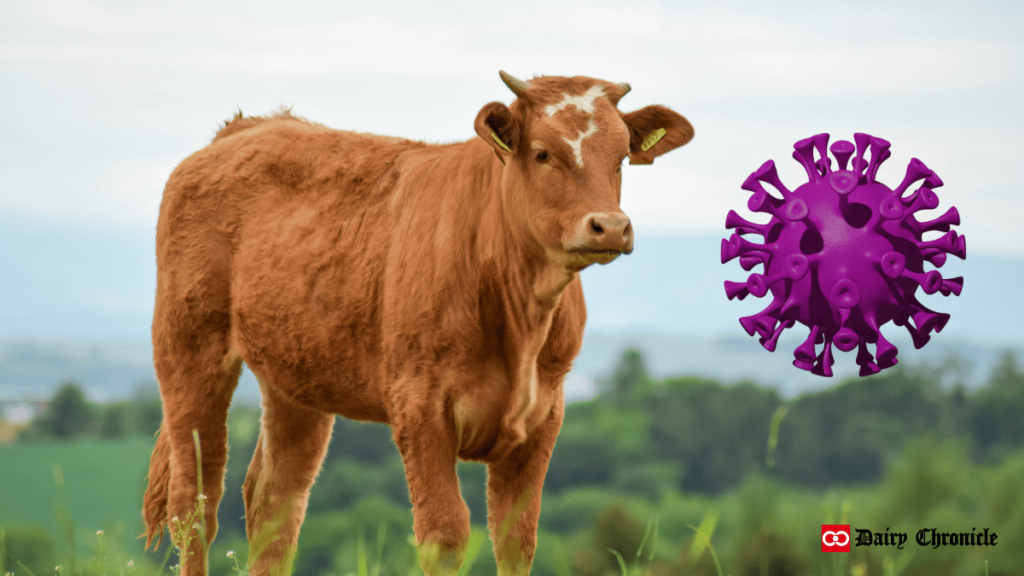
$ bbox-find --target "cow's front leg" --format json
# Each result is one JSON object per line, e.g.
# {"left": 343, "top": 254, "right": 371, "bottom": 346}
{"left": 486, "top": 400, "right": 564, "bottom": 576}
{"left": 392, "top": 399, "right": 470, "bottom": 575}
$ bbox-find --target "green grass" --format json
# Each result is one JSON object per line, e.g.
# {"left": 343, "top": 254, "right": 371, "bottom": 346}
{"left": 2, "top": 432, "right": 1015, "bottom": 575}
{"left": 0, "top": 438, "right": 153, "bottom": 543}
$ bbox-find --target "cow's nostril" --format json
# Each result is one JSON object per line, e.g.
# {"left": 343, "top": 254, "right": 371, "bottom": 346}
{"left": 572, "top": 212, "right": 631, "bottom": 253}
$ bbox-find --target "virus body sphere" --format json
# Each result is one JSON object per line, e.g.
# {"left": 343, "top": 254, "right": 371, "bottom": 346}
{"left": 722, "top": 133, "right": 966, "bottom": 377}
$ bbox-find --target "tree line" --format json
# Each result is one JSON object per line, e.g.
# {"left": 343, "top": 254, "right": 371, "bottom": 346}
{"left": 14, "top": 383, "right": 162, "bottom": 441}
{"left": 563, "top": 348, "right": 1024, "bottom": 494}
{"left": 16, "top": 349, "right": 1024, "bottom": 494}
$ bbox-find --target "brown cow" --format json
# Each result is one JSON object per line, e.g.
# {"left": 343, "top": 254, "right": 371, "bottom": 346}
{"left": 142, "top": 71, "right": 693, "bottom": 575}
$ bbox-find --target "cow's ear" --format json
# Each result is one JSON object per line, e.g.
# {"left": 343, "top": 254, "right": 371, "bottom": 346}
{"left": 620, "top": 105, "right": 694, "bottom": 165}
{"left": 475, "top": 102, "right": 520, "bottom": 166}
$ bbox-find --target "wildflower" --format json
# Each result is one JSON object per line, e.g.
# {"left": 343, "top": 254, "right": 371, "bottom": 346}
{"left": 127, "top": 561, "right": 134, "bottom": 567}
{"left": 171, "top": 516, "right": 179, "bottom": 522}
{"left": 226, "top": 550, "right": 235, "bottom": 558}
{"left": 96, "top": 529, "right": 104, "bottom": 536}
{"left": 198, "top": 493, "right": 208, "bottom": 501}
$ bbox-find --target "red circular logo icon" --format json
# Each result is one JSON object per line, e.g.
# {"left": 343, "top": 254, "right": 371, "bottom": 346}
{"left": 822, "top": 525, "right": 851, "bottom": 552}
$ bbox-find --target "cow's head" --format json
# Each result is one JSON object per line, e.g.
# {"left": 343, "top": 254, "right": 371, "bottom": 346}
{"left": 475, "top": 71, "right": 694, "bottom": 271}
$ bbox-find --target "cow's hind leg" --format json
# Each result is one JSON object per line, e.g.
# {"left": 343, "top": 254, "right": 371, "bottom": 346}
{"left": 242, "top": 380, "right": 334, "bottom": 576}
{"left": 148, "top": 328, "right": 242, "bottom": 576}
{"left": 486, "top": 404, "right": 563, "bottom": 576}
{"left": 144, "top": 242, "right": 243, "bottom": 575}
{"left": 392, "top": 398, "right": 471, "bottom": 576}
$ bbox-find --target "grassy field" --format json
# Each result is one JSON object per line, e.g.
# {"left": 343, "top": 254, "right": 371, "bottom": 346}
{"left": 3, "top": 417, "right": 1020, "bottom": 575}
{"left": 0, "top": 437, "right": 154, "bottom": 546}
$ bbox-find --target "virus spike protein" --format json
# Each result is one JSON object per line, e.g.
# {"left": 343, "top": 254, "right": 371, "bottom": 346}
{"left": 721, "top": 133, "right": 966, "bottom": 377}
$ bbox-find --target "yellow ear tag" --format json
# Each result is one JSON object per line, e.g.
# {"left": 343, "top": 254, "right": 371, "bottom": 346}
{"left": 640, "top": 127, "right": 666, "bottom": 152}
{"left": 490, "top": 130, "right": 511, "bottom": 152}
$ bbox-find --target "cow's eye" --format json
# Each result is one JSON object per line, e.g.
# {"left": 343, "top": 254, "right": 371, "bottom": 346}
{"left": 616, "top": 157, "right": 626, "bottom": 172}
{"left": 535, "top": 150, "right": 549, "bottom": 163}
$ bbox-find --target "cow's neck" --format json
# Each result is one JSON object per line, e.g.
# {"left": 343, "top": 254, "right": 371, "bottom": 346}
{"left": 472, "top": 140, "right": 576, "bottom": 444}
{"left": 473, "top": 144, "right": 573, "bottom": 334}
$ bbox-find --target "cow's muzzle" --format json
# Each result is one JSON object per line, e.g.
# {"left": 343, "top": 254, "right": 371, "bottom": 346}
{"left": 564, "top": 212, "right": 634, "bottom": 267}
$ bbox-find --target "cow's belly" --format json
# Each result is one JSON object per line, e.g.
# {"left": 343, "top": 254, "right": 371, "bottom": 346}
{"left": 232, "top": 265, "right": 389, "bottom": 421}
{"left": 250, "top": 359, "right": 389, "bottom": 422}
{"left": 236, "top": 333, "right": 389, "bottom": 422}
{"left": 229, "top": 199, "right": 393, "bottom": 421}
{"left": 231, "top": 284, "right": 388, "bottom": 421}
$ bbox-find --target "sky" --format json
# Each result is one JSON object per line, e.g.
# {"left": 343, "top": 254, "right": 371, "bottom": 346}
{"left": 1, "top": 0, "right": 1023, "bottom": 343}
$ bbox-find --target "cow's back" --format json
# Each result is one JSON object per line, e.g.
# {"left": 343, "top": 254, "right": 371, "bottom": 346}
{"left": 155, "top": 115, "right": 427, "bottom": 421}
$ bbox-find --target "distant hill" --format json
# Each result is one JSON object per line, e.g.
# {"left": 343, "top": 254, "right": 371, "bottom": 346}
{"left": 2, "top": 216, "right": 1020, "bottom": 343}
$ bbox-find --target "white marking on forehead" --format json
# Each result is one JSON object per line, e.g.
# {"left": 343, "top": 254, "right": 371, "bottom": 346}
{"left": 562, "top": 119, "right": 599, "bottom": 167}
{"left": 544, "top": 85, "right": 606, "bottom": 117}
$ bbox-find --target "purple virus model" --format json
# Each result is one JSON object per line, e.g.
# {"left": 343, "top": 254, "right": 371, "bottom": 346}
{"left": 721, "top": 133, "right": 966, "bottom": 377}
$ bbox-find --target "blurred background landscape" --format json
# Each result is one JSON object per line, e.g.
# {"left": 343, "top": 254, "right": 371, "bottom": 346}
{"left": 3, "top": 351, "right": 1024, "bottom": 575}
{"left": 2, "top": 0, "right": 1022, "bottom": 574}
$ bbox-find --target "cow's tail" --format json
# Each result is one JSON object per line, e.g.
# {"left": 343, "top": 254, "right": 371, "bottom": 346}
{"left": 142, "top": 426, "right": 172, "bottom": 549}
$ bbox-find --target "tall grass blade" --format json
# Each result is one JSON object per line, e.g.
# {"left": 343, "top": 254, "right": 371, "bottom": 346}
{"left": 247, "top": 501, "right": 293, "bottom": 574}
{"left": 272, "top": 544, "right": 296, "bottom": 576}
{"left": 685, "top": 510, "right": 718, "bottom": 565}
{"left": 357, "top": 530, "right": 368, "bottom": 576}
{"left": 52, "top": 464, "right": 75, "bottom": 576}
{"left": 647, "top": 516, "right": 659, "bottom": 564}
{"left": 157, "top": 536, "right": 175, "bottom": 575}
{"left": 891, "top": 551, "right": 913, "bottom": 576}
{"left": 545, "top": 535, "right": 572, "bottom": 576}
{"left": 496, "top": 488, "right": 534, "bottom": 545}
{"left": 767, "top": 405, "right": 788, "bottom": 468}
{"left": 632, "top": 515, "right": 660, "bottom": 568}
{"left": 372, "top": 523, "right": 387, "bottom": 576}
{"left": 192, "top": 429, "right": 210, "bottom": 574}
{"left": 456, "top": 529, "right": 486, "bottom": 576}
{"left": 608, "top": 548, "right": 628, "bottom": 576}
{"left": 494, "top": 488, "right": 533, "bottom": 566}
{"left": 16, "top": 559, "right": 39, "bottom": 576}
{"left": 686, "top": 511, "right": 723, "bottom": 576}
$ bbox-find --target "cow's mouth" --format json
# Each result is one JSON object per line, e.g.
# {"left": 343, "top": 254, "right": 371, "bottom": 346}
{"left": 566, "top": 248, "right": 624, "bottom": 269}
